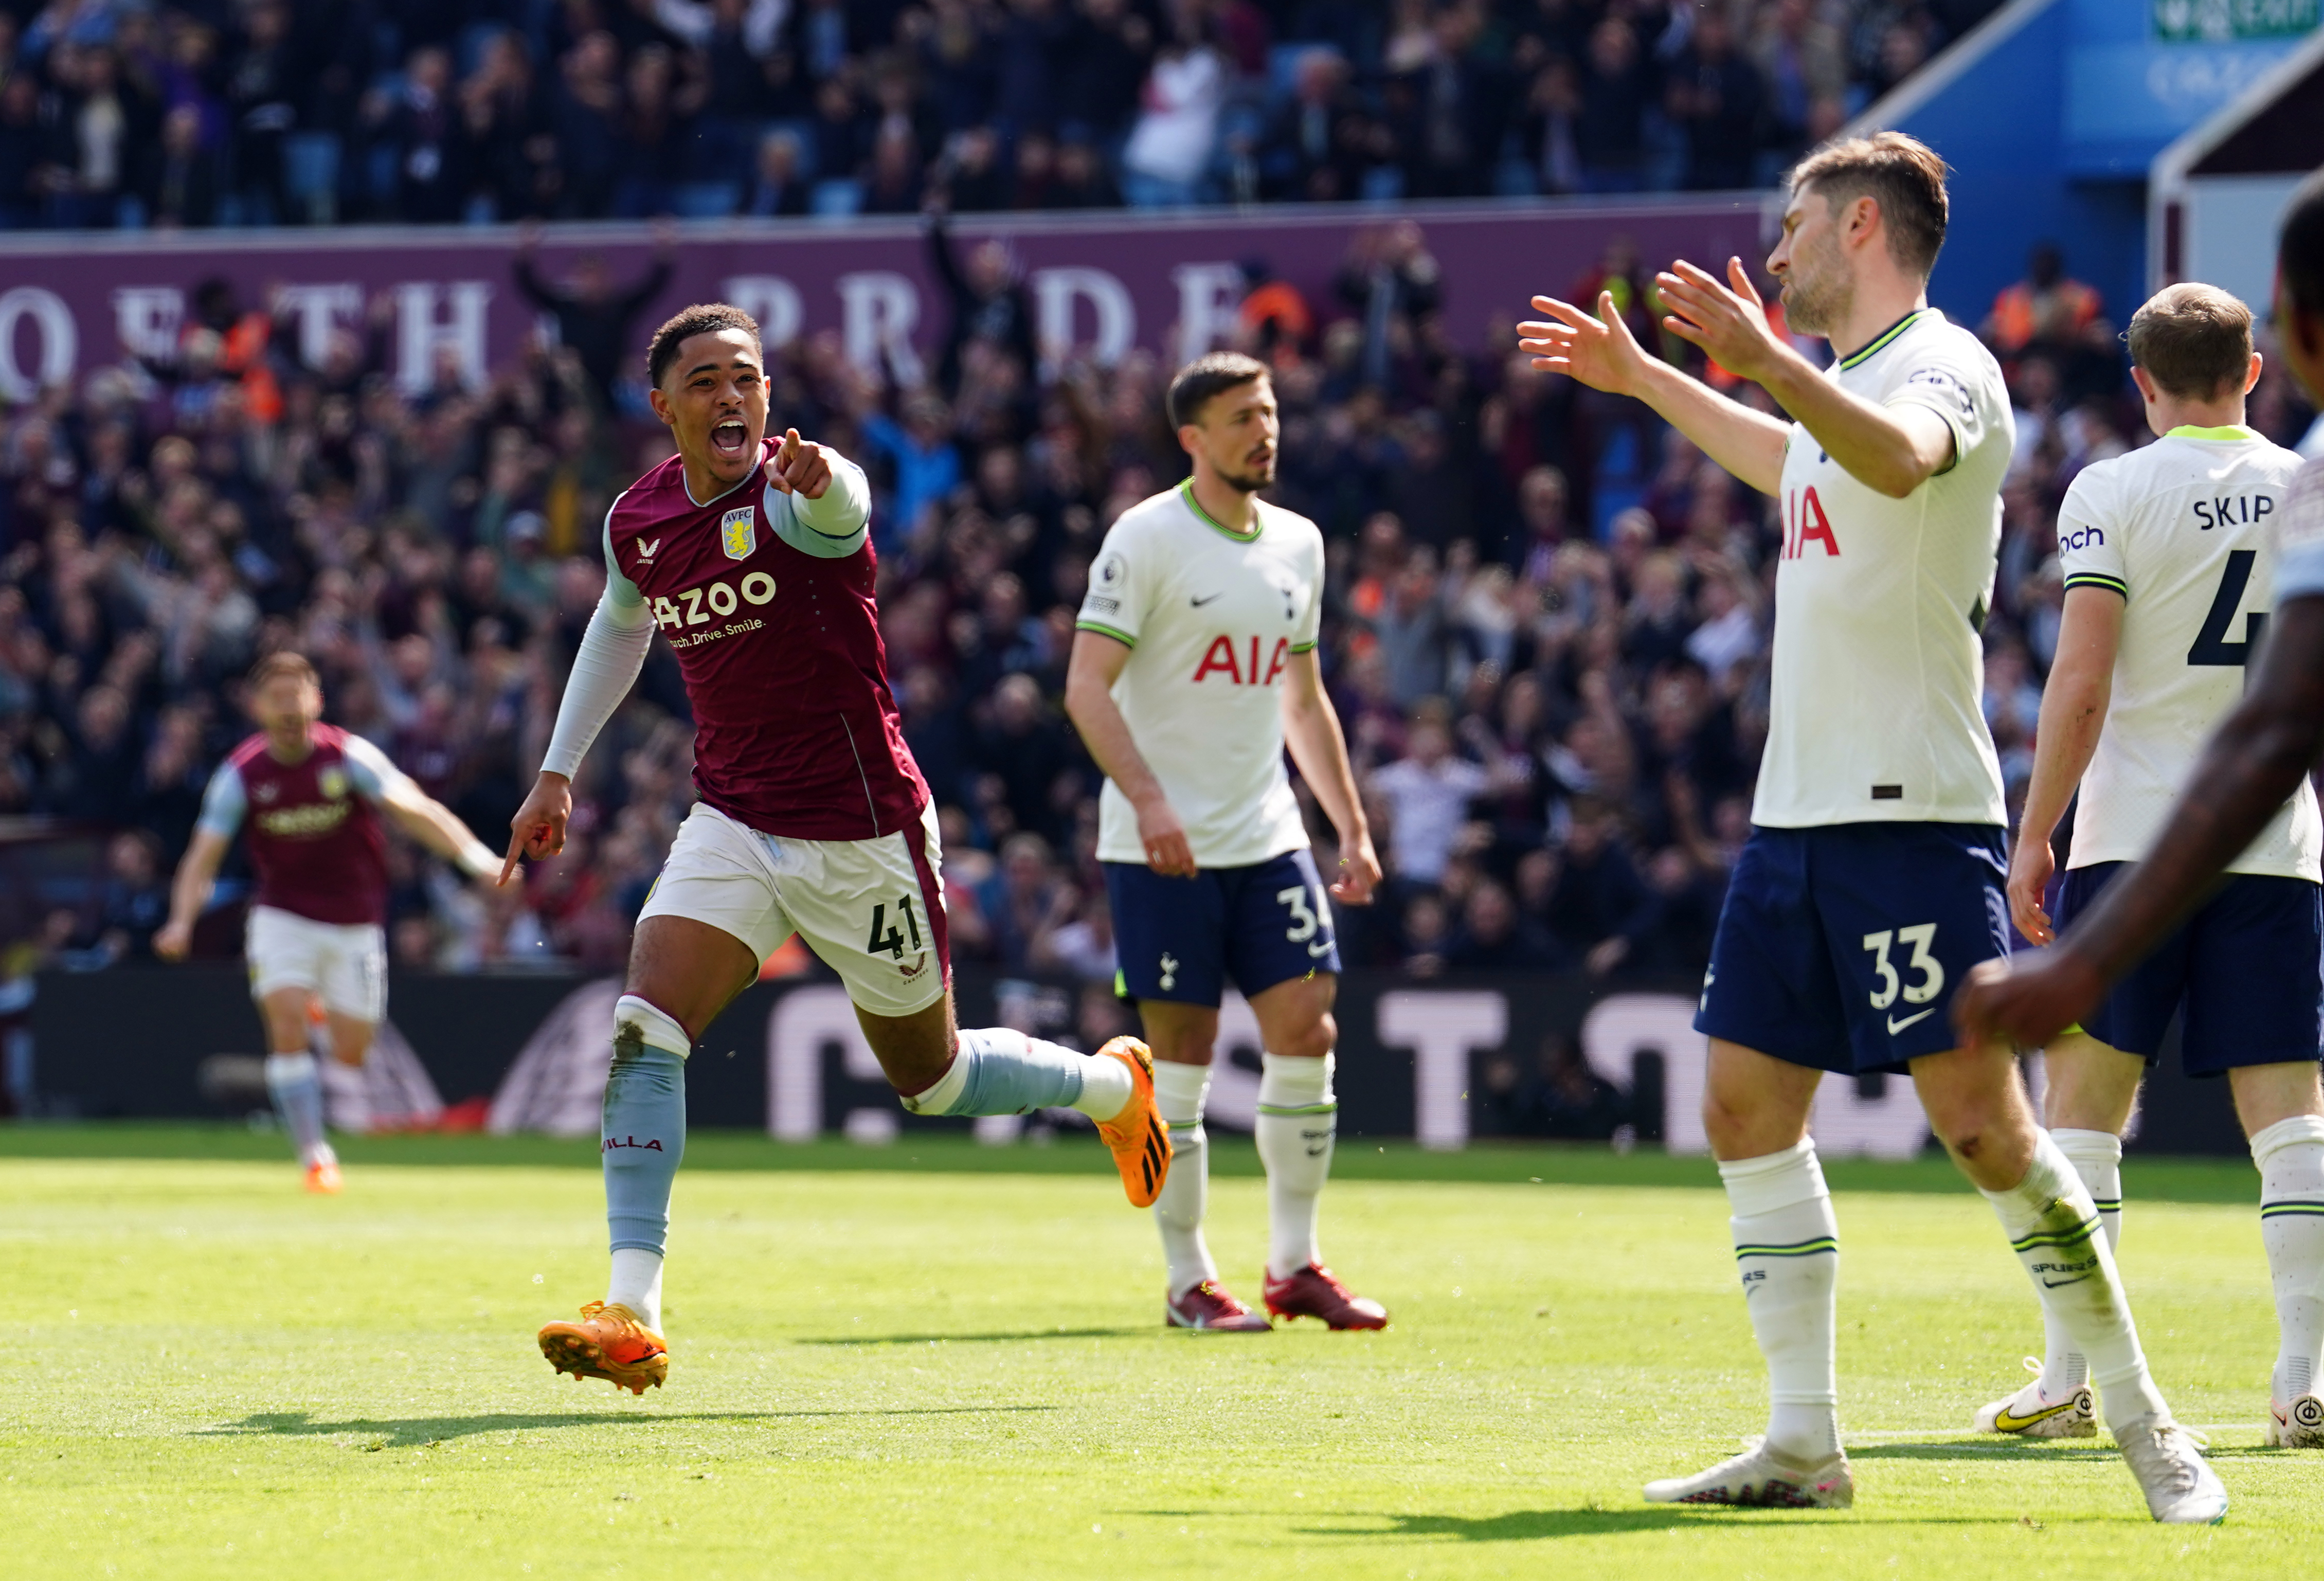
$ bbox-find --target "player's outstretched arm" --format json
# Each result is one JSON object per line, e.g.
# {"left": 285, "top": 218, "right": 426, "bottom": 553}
{"left": 379, "top": 777, "right": 500, "bottom": 881}
{"left": 1518, "top": 278, "right": 1789, "bottom": 495}
{"left": 766, "top": 428, "right": 874, "bottom": 555}
{"left": 1280, "top": 649, "right": 1379, "bottom": 905}
{"left": 506, "top": 544, "right": 657, "bottom": 883}
{"left": 1957, "top": 596, "right": 2324, "bottom": 1048}
{"left": 1063, "top": 629, "right": 1196, "bottom": 877}
{"left": 1654, "top": 257, "right": 1952, "bottom": 500}
{"left": 154, "top": 828, "right": 230, "bottom": 961}
{"left": 2007, "top": 586, "right": 2122, "bottom": 944}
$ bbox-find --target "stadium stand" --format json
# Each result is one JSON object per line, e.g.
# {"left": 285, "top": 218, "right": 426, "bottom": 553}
{"left": 0, "top": 1, "right": 2008, "bottom": 228}
{"left": 5, "top": 2, "right": 2315, "bottom": 1026}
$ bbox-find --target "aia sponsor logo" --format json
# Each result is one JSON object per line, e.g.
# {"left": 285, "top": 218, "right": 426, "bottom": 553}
{"left": 1193, "top": 634, "right": 1290, "bottom": 686}
{"left": 1780, "top": 485, "right": 1840, "bottom": 560}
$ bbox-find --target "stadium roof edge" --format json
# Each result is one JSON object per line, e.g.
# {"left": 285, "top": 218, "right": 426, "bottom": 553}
{"left": 2150, "top": 26, "right": 2324, "bottom": 191}
{"left": 1841, "top": 0, "right": 2059, "bottom": 142}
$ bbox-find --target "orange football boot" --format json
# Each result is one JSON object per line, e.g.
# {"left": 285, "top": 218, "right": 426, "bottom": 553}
{"left": 537, "top": 1302, "right": 669, "bottom": 1395}
{"left": 1092, "top": 1035, "right": 1172, "bottom": 1208}
{"left": 303, "top": 1160, "right": 343, "bottom": 1194}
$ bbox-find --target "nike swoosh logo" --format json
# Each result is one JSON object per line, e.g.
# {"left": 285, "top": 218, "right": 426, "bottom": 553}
{"left": 2040, "top": 1274, "right": 2091, "bottom": 1288}
{"left": 1993, "top": 1396, "right": 2081, "bottom": 1430}
{"left": 1191, "top": 592, "right": 1223, "bottom": 606}
{"left": 1886, "top": 1008, "right": 1935, "bottom": 1034}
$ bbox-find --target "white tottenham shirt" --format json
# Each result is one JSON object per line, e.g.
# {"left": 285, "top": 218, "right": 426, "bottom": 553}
{"left": 1076, "top": 480, "right": 1325, "bottom": 868}
{"left": 2277, "top": 454, "right": 2324, "bottom": 607}
{"left": 2058, "top": 425, "right": 2319, "bottom": 880}
{"left": 1752, "top": 308, "right": 2012, "bottom": 829}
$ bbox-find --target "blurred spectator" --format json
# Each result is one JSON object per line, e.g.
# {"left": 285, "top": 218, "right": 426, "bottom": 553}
{"left": 513, "top": 222, "right": 678, "bottom": 412}
{"left": 1370, "top": 698, "right": 1488, "bottom": 890}
{"left": 1119, "top": 26, "right": 1222, "bottom": 207}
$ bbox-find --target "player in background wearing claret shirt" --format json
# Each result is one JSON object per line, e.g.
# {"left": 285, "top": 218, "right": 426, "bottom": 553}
{"left": 1065, "top": 353, "right": 1388, "bottom": 1333}
{"left": 501, "top": 303, "right": 1169, "bottom": 1396}
{"left": 155, "top": 651, "right": 502, "bottom": 1193}
{"left": 1521, "top": 132, "right": 2225, "bottom": 1521}
{"left": 1960, "top": 172, "right": 2324, "bottom": 1454}
{"left": 1972, "top": 283, "right": 2323, "bottom": 1448}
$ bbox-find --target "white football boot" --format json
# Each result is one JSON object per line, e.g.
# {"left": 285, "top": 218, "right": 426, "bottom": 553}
{"left": 2115, "top": 1415, "right": 2228, "bottom": 1524}
{"left": 1973, "top": 1356, "right": 2097, "bottom": 1438}
{"left": 2264, "top": 1392, "right": 2324, "bottom": 1448}
{"left": 1642, "top": 1438, "right": 1852, "bottom": 1508}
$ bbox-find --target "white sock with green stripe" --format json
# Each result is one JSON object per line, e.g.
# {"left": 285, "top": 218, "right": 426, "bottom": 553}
{"left": 1150, "top": 1059, "right": 1219, "bottom": 1299}
{"left": 1720, "top": 1139, "right": 1841, "bottom": 1461}
{"left": 2251, "top": 1115, "right": 2324, "bottom": 1405}
{"left": 2037, "top": 1127, "right": 2123, "bottom": 1397}
{"left": 1984, "top": 1129, "right": 2167, "bottom": 1432}
{"left": 1257, "top": 1052, "right": 1336, "bottom": 1280}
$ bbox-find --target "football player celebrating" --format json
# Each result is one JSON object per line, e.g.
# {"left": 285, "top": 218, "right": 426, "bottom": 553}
{"left": 1959, "top": 172, "right": 2324, "bottom": 1452}
{"left": 1066, "top": 352, "right": 1387, "bottom": 1333}
{"left": 1521, "top": 133, "right": 2224, "bottom": 1520}
{"left": 156, "top": 651, "right": 501, "bottom": 1192}
{"left": 503, "top": 303, "right": 1169, "bottom": 1395}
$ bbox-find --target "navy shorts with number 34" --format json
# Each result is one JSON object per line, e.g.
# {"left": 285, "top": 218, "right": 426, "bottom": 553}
{"left": 1105, "top": 848, "right": 1342, "bottom": 1005}
{"left": 1695, "top": 822, "right": 2011, "bottom": 1075}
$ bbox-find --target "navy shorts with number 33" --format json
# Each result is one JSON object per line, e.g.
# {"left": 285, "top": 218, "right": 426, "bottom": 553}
{"left": 1695, "top": 822, "right": 2011, "bottom": 1075}
{"left": 1105, "top": 848, "right": 1342, "bottom": 1005}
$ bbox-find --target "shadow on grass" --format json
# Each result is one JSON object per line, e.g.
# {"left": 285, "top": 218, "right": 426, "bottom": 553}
{"left": 1850, "top": 1441, "right": 2119, "bottom": 1463}
{"left": 796, "top": 1326, "right": 1147, "bottom": 1346}
{"left": 195, "top": 1404, "right": 1058, "bottom": 1447}
{"left": 1300, "top": 1505, "right": 2118, "bottom": 1541}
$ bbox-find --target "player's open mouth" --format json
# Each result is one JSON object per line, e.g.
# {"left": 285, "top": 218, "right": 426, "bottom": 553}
{"left": 711, "top": 420, "right": 749, "bottom": 459}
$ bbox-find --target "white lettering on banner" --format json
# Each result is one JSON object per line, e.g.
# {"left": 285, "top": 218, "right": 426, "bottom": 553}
{"left": 1377, "top": 990, "right": 1507, "bottom": 1151}
{"left": 1172, "top": 262, "right": 1245, "bottom": 366}
{"left": 837, "top": 271, "right": 924, "bottom": 386}
{"left": 1579, "top": 991, "right": 1929, "bottom": 1159}
{"left": 393, "top": 281, "right": 492, "bottom": 394}
{"left": 111, "top": 287, "right": 184, "bottom": 362}
{"left": 767, "top": 984, "right": 884, "bottom": 1141}
{"left": 273, "top": 283, "right": 363, "bottom": 369}
{"left": 0, "top": 286, "right": 77, "bottom": 401}
{"left": 1032, "top": 266, "right": 1135, "bottom": 369}
{"left": 721, "top": 275, "right": 802, "bottom": 347}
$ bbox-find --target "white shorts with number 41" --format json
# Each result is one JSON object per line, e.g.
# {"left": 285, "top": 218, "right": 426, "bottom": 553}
{"left": 638, "top": 801, "right": 950, "bottom": 1019}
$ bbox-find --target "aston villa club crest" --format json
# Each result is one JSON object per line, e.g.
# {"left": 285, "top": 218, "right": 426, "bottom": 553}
{"left": 317, "top": 765, "right": 348, "bottom": 800}
{"left": 720, "top": 505, "right": 756, "bottom": 560}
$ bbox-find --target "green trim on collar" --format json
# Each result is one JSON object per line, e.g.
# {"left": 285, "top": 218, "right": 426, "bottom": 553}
{"left": 1178, "top": 478, "right": 1262, "bottom": 541}
{"left": 1837, "top": 309, "right": 1925, "bottom": 371}
{"left": 2166, "top": 424, "right": 2257, "bottom": 442}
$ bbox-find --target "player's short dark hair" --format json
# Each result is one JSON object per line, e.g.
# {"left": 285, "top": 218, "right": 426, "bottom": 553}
{"left": 1788, "top": 131, "right": 1950, "bottom": 278}
{"left": 1167, "top": 351, "right": 1269, "bottom": 428}
{"left": 2127, "top": 283, "right": 2253, "bottom": 400}
{"left": 646, "top": 303, "right": 762, "bottom": 389}
{"left": 2281, "top": 167, "right": 2324, "bottom": 322}
{"left": 248, "top": 651, "right": 319, "bottom": 689}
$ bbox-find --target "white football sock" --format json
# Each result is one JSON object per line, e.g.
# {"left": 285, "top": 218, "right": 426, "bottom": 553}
{"left": 2251, "top": 1115, "right": 2324, "bottom": 1404}
{"left": 1984, "top": 1129, "right": 2167, "bottom": 1431}
{"left": 1720, "top": 1139, "right": 1841, "bottom": 1461}
{"left": 2038, "top": 1128, "right": 2123, "bottom": 1396}
{"left": 1073, "top": 1041, "right": 1136, "bottom": 1121}
{"left": 606, "top": 1247, "right": 665, "bottom": 1334}
{"left": 1149, "top": 1061, "right": 1217, "bottom": 1297}
{"left": 263, "top": 1052, "right": 335, "bottom": 1168}
{"left": 1257, "top": 1052, "right": 1336, "bottom": 1280}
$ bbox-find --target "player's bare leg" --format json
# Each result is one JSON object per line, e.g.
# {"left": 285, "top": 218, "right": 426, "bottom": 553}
{"left": 1139, "top": 1001, "right": 1268, "bottom": 1330}
{"left": 877, "top": 994, "right": 1172, "bottom": 1208}
{"left": 541, "top": 914, "right": 753, "bottom": 1393}
{"left": 1913, "top": 1039, "right": 2223, "bottom": 1519}
{"left": 1976, "top": 1032, "right": 2136, "bottom": 1436}
{"left": 2230, "top": 1062, "right": 2324, "bottom": 1446}
{"left": 257, "top": 987, "right": 343, "bottom": 1191}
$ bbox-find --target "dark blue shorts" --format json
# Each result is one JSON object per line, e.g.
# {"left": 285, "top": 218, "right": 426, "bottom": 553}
{"left": 1104, "top": 848, "right": 1342, "bottom": 1005}
{"left": 1695, "top": 822, "right": 2010, "bottom": 1075}
{"left": 2055, "top": 863, "right": 2324, "bottom": 1076}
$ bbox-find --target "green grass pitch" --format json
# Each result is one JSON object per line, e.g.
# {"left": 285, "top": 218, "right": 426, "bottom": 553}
{"left": 5, "top": 1128, "right": 2316, "bottom": 1578}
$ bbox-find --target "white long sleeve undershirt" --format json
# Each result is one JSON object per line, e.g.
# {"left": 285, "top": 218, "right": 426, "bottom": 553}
{"left": 539, "top": 591, "right": 655, "bottom": 780}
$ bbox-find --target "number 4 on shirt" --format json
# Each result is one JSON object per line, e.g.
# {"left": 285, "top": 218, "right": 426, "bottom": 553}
{"left": 2188, "top": 549, "right": 2268, "bottom": 667}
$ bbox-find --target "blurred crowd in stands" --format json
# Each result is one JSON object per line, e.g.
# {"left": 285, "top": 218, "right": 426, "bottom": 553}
{"left": 0, "top": 0, "right": 2002, "bottom": 229}
{"left": 11, "top": 205, "right": 2317, "bottom": 1041}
